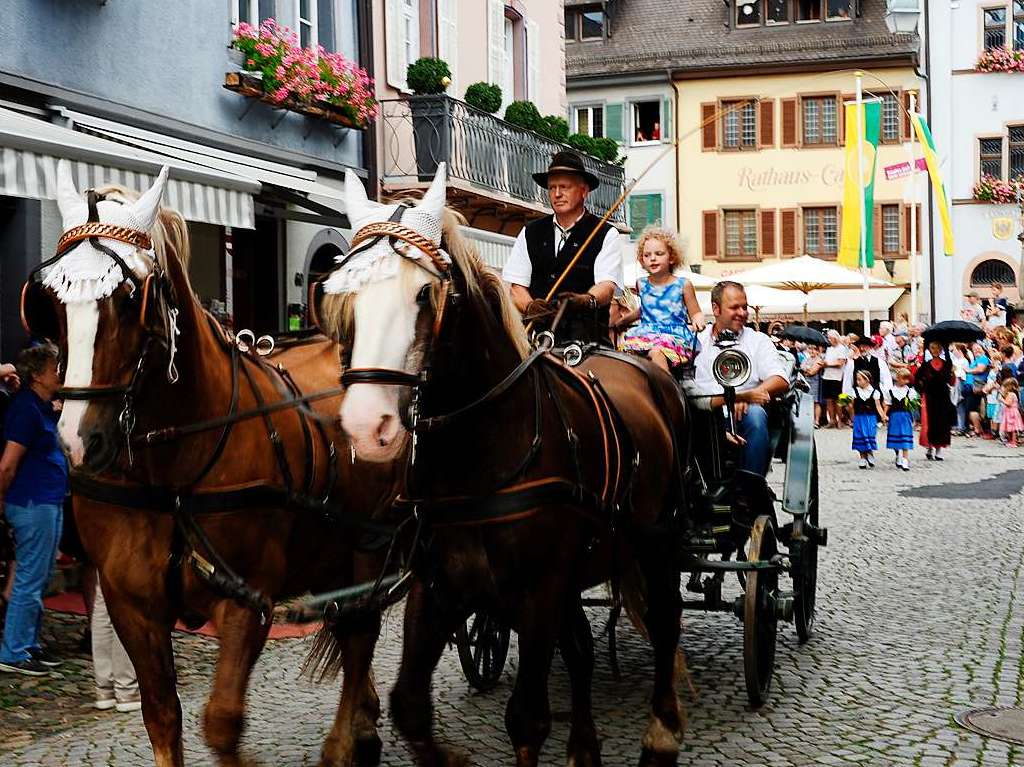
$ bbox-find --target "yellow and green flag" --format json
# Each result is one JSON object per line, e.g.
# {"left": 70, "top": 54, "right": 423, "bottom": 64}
{"left": 910, "top": 113, "right": 954, "bottom": 256}
{"left": 838, "top": 99, "right": 881, "bottom": 268}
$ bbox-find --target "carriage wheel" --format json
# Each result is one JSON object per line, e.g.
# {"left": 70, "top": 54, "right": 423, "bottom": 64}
{"left": 455, "top": 611, "right": 511, "bottom": 692}
{"left": 743, "top": 515, "right": 779, "bottom": 707}
{"left": 792, "top": 452, "right": 820, "bottom": 643}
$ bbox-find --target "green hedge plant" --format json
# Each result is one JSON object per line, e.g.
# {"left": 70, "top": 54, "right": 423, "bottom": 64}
{"left": 593, "top": 136, "right": 620, "bottom": 163}
{"left": 538, "top": 115, "right": 570, "bottom": 142}
{"left": 464, "top": 82, "right": 502, "bottom": 113}
{"left": 406, "top": 57, "right": 451, "bottom": 95}
{"left": 565, "top": 133, "right": 598, "bottom": 157}
{"left": 503, "top": 100, "right": 543, "bottom": 132}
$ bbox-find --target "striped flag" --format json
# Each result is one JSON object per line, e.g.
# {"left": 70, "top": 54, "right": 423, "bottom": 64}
{"left": 910, "top": 113, "right": 955, "bottom": 256}
{"left": 838, "top": 100, "right": 881, "bottom": 269}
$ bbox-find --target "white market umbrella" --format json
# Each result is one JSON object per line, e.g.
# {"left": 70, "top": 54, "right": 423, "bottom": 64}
{"left": 697, "top": 284, "right": 806, "bottom": 325}
{"left": 731, "top": 255, "right": 894, "bottom": 323}
{"left": 622, "top": 263, "right": 718, "bottom": 290}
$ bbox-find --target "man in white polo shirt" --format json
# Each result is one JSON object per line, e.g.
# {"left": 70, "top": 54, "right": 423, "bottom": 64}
{"left": 685, "top": 281, "right": 790, "bottom": 478}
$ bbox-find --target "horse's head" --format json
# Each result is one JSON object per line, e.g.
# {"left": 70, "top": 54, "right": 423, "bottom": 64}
{"left": 30, "top": 160, "right": 180, "bottom": 472}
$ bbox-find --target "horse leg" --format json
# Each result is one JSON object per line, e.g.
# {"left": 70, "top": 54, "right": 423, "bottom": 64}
{"left": 390, "top": 581, "right": 468, "bottom": 767}
{"left": 318, "top": 610, "right": 383, "bottom": 767}
{"left": 202, "top": 600, "right": 272, "bottom": 767}
{"left": 102, "top": 588, "right": 183, "bottom": 767}
{"left": 637, "top": 563, "right": 684, "bottom": 767}
{"left": 505, "top": 581, "right": 565, "bottom": 767}
{"left": 558, "top": 596, "right": 601, "bottom": 767}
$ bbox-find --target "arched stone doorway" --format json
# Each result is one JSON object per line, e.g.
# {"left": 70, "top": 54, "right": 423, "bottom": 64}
{"left": 298, "top": 228, "right": 349, "bottom": 328}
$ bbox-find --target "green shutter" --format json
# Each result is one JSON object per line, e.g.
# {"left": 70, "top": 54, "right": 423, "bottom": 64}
{"left": 605, "top": 102, "right": 624, "bottom": 143}
{"left": 662, "top": 97, "right": 673, "bottom": 143}
{"left": 628, "top": 194, "right": 648, "bottom": 239}
{"left": 649, "top": 193, "right": 664, "bottom": 227}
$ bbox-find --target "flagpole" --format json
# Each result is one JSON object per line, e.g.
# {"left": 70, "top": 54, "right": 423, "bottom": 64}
{"left": 856, "top": 72, "right": 870, "bottom": 337}
{"left": 908, "top": 92, "right": 918, "bottom": 325}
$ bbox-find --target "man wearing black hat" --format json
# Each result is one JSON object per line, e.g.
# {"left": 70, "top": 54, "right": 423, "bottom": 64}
{"left": 842, "top": 335, "right": 892, "bottom": 398}
{"left": 502, "top": 151, "right": 622, "bottom": 345}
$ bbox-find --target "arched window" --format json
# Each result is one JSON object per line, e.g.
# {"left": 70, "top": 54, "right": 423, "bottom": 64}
{"left": 970, "top": 259, "right": 1015, "bottom": 287}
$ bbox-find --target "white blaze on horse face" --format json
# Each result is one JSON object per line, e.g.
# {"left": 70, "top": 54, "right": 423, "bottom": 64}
{"left": 339, "top": 270, "right": 432, "bottom": 462}
{"left": 57, "top": 301, "right": 100, "bottom": 467}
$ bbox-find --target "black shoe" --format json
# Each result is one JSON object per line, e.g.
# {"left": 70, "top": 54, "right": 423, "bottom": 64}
{"left": 0, "top": 657, "right": 51, "bottom": 676}
{"left": 29, "top": 647, "right": 63, "bottom": 668}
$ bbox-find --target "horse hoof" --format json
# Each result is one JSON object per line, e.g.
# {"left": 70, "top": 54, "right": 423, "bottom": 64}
{"left": 354, "top": 735, "right": 383, "bottom": 766}
{"left": 638, "top": 747, "right": 679, "bottom": 767}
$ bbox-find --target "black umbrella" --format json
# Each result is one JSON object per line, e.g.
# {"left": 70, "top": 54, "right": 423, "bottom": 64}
{"left": 781, "top": 325, "right": 827, "bottom": 347}
{"left": 921, "top": 320, "right": 985, "bottom": 345}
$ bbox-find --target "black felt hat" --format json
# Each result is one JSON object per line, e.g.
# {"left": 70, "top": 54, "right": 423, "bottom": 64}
{"left": 532, "top": 151, "right": 600, "bottom": 191}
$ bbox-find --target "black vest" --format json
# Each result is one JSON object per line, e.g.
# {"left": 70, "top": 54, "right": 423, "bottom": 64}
{"left": 524, "top": 212, "right": 612, "bottom": 345}
{"left": 853, "top": 355, "right": 882, "bottom": 390}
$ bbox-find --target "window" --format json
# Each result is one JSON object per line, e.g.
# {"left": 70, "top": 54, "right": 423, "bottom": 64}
{"left": 632, "top": 101, "right": 663, "bottom": 144}
{"left": 979, "top": 137, "right": 1004, "bottom": 178}
{"left": 795, "top": 0, "right": 822, "bottom": 21}
{"left": 724, "top": 210, "right": 758, "bottom": 258}
{"left": 721, "top": 100, "right": 758, "bottom": 150}
{"left": 1010, "top": 126, "right": 1024, "bottom": 179}
{"left": 737, "top": 0, "right": 762, "bottom": 26}
{"left": 881, "top": 205, "right": 900, "bottom": 254}
{"left": 503, "top": 16, "right": 515, "bottom": 107}
{"left": 971, "top": 259, "right": 1016, "bottom": 287}
{"left": 565, "top": 7, "right": 605, "bottom": 41}
{"left": 1016, "top": 1, "right": 1024, "bottom": 49}
{"left": 826, "top": 0, "right": 852, "bottom": 19}
{"left": 628, "top": 194, "right": 664, "bottom": 239}
{"left": 232, "top": 0, "right": 259, "bottom": 27}
{"left": 803, "top": 207, "right": 838, "bottom": 256}
{"left": 296, "top": 0, "right": 317, "bottom": 48}
{"left": 802, "top": 96, "right": 838, "bottom": 145}
{"left": 317, "top": 0, "right": 336, "bottom": 52}
{"left": 767, "top": 0, "right": 788, "bottom": 23}
{"left": 985, "top": 7, "right": 1008, "bottom": 50}
{"left": 574, "top": 105, "right": 604, "bottom": 138}
{"left": 881, "top": 93, "right": 901, "bottom": 143}
{"left": 402, "top": 0, "right": 418, "bottom": 72}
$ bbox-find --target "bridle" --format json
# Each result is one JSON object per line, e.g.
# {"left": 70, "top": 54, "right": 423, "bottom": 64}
{"left": 21, "top": 189, "right": 179, "bottom": 462}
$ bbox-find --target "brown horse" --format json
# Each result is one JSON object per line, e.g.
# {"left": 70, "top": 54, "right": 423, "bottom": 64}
{"left": 27, "top": 161, "right": 396, "bottom": 767}
{"left": 316, "top": 166, "right": 691, "bottom": 766}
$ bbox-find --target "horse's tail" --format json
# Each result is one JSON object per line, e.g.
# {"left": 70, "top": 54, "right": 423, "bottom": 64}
{"left": 301, "top": 622, "right": 346, "bottom": 683}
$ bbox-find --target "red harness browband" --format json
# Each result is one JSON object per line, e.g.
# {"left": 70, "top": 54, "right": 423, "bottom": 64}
{"left": 55, "top": 222, "right": 153, "bottom": 257}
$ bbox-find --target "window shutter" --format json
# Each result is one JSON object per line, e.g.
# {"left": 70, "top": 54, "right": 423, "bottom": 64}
{"left": 780, "top": 208, "right": 797, "bottom": 256}
{"left": 650, "top": 193, "right": 664, "bottom": 227}
{"left": 901, "top": 203, "right": 912, "bottom": 255}
{"left": 385, "top": 0, "right": 405, "bottom": 90}
{"left": 781, "top": 98, "right": 798, "bottom": 147}
{"left": 605, "top": 102, "right": 624, "bottom": 143}
{"left": 760, "top": 209, "right": 776, "bottom": 257}
{"left": 874, "top": 204, "right": 883, "bottom": 257}
{"left": 438, "top": 0, "right": 458, "bottom": 96}
{"left": 525, "top": 18, "right": 540, "bottom": 103}
{"left": 662, "top": 96, "right": 673, "bottom": 143}
{"left": 902, "top": 90, "right": 915, "bottom": 141}
{"left": 701, "top": 102, "right": 717, "bottom": 151}
{"left": 758, "top": 99, "right": 774, "bottom": 148}
{"left": 702, "top": 210, "right": 719, "bottom": 259}
{"left": 628, "top": 195, "right": 648, "bottom": 237}
{"left": 488, "top": 0, "right": 505, "bottom": 87}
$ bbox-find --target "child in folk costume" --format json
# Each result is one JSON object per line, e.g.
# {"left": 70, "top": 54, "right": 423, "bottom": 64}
{"left": 885, "top": 368, "right": 918, "bottom": 471}
{"left": 852, "top": 369, "right": 887, "bottom": 469}
{"left": 618, "top": 228, "right": 704, "bottom": 373}
{"left": 999, "top": 378, "right": 1023, "bottom": 446}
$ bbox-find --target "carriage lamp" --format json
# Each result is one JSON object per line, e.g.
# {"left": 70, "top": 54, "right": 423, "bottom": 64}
{"left": 712, "top": 349, "right": 751, "bottom": 391}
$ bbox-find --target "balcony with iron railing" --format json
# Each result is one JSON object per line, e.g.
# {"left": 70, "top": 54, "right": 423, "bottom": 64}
{"left": 378, "top": 95, "right": 626, "bottom": 225}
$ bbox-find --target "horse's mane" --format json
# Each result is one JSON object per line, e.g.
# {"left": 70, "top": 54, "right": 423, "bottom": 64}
{"left": 319, "top": 204, "right": 530, "bottom": 360}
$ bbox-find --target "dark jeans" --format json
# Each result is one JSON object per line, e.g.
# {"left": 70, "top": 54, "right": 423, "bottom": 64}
{"left": 737, "top": 404, "right": 771, "bottom": 476}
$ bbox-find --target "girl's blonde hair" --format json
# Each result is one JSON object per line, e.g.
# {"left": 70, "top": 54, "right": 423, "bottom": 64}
{"left": 896, "top": 368, "right": 913, "bottom": 383}
{"left": 1002, "top": 378, "right": 1020, "bottom": 395}
{"left": 635, "top": 227, "right": 684, "bottom": 271}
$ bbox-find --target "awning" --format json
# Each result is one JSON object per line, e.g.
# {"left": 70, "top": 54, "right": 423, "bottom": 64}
{"left": 60, "top": 108, "right": 348, "bottom": 206}
{"left": 0, "top": 106, "right": 257, "bottom": 228}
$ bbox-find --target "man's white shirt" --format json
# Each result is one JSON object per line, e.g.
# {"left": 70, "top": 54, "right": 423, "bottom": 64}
{"left": 684, "top": 325, "right": 789, "bottom": 407}
{"left": 502, "top": 218, "right": 624, "bottom": 290}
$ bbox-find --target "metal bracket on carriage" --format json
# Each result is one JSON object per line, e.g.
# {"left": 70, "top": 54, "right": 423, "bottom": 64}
{"left": 234, "top": 329, "right": 275, "bottom": 356}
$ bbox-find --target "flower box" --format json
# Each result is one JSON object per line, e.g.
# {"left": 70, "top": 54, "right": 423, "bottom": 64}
{"left": 976, "top": 47, "right": 1024, "bottom": 73}
{"left": 228, "top": 19, "right": 377, "bottom": 130}
{"left": 972, "top": 174, "right": 1024, "bottom": 204}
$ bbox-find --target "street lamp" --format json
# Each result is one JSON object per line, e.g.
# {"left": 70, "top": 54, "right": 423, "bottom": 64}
{"left": 884, "top": 0, "right": 922, "bottom": 34}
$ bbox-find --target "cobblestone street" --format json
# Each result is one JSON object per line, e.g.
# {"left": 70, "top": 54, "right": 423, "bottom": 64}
{"left": 2, "top": 428, "right": 1023, "bottom": 766}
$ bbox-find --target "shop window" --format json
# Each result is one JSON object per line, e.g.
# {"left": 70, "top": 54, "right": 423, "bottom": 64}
{"left": 881, "top": 205, "right": 900, "bottom": 254}
{"left": 574, "top": 105, "right": 604, "bottom": 138}
{"left": 632, "top": 101, "right": 663, "bottom": 143}
{"left": 803, "top": 207, "right": 838, "bottom": 256}
{"left": 802, "top": 96, "right": 838, "bottom": 145}
{"left": 721, "top": 100, "right": 758, "bottom": 150}
{"left": 979, "top": 137, "right": 1004, "bottom": 178}
{"left": 724, "top": 209, "right": 758, "bottom": 258}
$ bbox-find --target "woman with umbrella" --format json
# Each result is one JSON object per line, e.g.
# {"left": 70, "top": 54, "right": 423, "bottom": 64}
{"left": 914, "top": 321, "right": 981, "bottom": 460}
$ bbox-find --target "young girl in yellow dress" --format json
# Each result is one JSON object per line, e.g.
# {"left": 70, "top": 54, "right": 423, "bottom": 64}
{"left": 617, "top": 228, "right": 705, "bottom": 372}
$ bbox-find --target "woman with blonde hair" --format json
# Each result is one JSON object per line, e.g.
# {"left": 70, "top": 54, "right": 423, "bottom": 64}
{"left": 615, "top": 226, "right": 704, "bottom": 372}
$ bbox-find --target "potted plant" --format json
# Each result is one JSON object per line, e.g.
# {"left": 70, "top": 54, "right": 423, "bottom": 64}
{"left": 460, "top": 83, "right": 503, "bottom": 188}
{"left": 407, "top": 57, "right": 452, "bottom": 180}
{"left": 464, "top": 82, "right": 502, "bottom": 114}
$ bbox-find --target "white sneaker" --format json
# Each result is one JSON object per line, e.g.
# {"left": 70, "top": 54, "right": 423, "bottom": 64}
{"left": 901, "top": 459, "right": 910, "bottom": 472}
{"left": 858, "top": 459, "right": 867, "bottom": 469}
{"left": 866, "top": 454, "right": 876, "bottom": 468}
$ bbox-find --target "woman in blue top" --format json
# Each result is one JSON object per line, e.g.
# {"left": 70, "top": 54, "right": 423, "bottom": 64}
{"left": 0, "top": 343, "right": 67, "bottom": 676}
{"left": 617, "top": 227, "right": 704, "bottom": 372}
{"left": 965, "top": 342, "right": 991, "bottom": 437}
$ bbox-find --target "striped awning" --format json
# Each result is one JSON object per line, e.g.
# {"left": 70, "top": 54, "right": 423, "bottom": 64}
{"left": 0, "top": 106, "right": 257, "bottom": 229}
